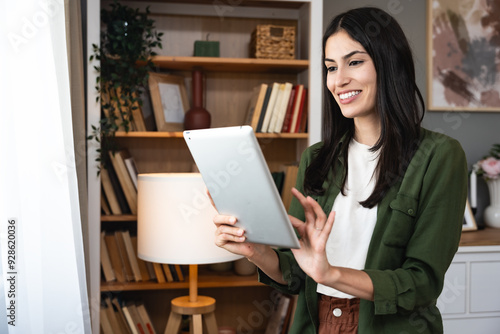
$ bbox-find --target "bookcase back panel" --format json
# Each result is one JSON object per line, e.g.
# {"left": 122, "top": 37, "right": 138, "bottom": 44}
{"left": 152, "top": 14, "right": 298, "bottom": 59}
{"left": 205, "top": 72, "right": 300, "bottom": 128}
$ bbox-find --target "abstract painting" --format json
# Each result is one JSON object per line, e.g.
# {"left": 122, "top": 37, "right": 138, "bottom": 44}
{"left": 427, "top": 0, "right": 500, "bottom": 111}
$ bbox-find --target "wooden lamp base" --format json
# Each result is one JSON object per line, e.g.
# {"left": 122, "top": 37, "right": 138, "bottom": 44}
{"left": 163, "top": 264, "right": 218, "bottom": 334}
{"left": 164, "top": 296, "right": 218, "bottom": 334}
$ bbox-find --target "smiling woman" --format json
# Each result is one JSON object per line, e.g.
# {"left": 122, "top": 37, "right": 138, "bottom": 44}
{"left": 211, "top": 7, "right": 468, "bottom": 334}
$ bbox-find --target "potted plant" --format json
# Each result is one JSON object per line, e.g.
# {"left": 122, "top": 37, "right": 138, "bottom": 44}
{"left": 88, "top": 1, "right": 163, "bottom": 171}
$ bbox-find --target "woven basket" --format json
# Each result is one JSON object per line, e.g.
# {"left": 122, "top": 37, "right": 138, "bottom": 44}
{"left": 250, "top": 25, "right": 295, "bottom": 59}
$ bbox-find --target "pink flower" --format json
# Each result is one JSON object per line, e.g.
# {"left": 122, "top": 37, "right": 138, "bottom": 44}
{"left": 480, "top": 157, "right": 500, "bottom": 179}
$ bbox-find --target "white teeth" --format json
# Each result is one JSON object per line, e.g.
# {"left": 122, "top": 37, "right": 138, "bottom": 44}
{"left": 339, "top": 91, "right": 361, "bottom": 100}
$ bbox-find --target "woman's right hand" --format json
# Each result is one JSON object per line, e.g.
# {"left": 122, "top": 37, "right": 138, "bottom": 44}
{"left": 213, "top": 214, "right": 267, "bottom": 259}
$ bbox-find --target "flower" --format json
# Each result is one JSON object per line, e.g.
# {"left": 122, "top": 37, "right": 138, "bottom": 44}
{"left": 474, "top": 144, "right": 500, "bottom": 180}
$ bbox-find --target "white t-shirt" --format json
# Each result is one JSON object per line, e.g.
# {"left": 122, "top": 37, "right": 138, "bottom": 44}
{"left": 317, "top": 139, "right": 379, "bottom": 299}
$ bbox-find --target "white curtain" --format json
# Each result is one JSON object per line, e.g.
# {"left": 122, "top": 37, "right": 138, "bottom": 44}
{"left": 0, "top": 1, "right": 90, "bottom": 333}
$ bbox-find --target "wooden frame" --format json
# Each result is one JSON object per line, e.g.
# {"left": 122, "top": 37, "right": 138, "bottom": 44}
{"left": 463, "top": 199, "right": 478, "bottom": 232}
{"left": 426, "top": 0, "right": 500, "bottom": 111}
{"left": 148, "top": 72, "right": 190, "bottom": 131}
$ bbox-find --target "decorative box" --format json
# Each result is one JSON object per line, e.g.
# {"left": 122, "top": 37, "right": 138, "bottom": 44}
{"left": 250, "top": 25, "right": 295, "bottom": 59}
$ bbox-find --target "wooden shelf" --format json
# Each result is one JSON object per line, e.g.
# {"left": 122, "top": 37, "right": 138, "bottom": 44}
{"left": 114, "top": 131, "right": 308, "bottom": 139}
{"left": 460, "top": 227, "right": 500, "bottom": 247}
{"left": 101, "top": 271, "right": 265, "bottom": 292}
{"left": 144, "top": 56, "right": 309, "bottom": 73}
{"left": 101, "top": 214, "right": 137, "bottom": 222}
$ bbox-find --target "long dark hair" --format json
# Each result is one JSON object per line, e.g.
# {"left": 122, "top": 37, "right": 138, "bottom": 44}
{"left": 304, "top": 7, "right": 425, "bottom": 208}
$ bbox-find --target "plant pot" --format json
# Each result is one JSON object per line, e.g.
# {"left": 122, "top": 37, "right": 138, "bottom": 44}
{"left": 484, "top": 178, "right": 500, "bottom": 228}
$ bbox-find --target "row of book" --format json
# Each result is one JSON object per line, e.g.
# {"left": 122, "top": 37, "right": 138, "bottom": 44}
{"left": 101, "top": 230, "right": 186, "bottom": 284}
{"left": 101, "top": 149, "right": 139, "bottom": 216}
{"left": 101, "top": 295, "right": 157, "bottom": 334}
{"left": 244, "top": 83, "right": 308, "bottom": 134}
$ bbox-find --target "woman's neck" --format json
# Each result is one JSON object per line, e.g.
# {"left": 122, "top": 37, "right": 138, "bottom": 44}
{"left": 353, "top": 116, "right": 381, "bottom": 147}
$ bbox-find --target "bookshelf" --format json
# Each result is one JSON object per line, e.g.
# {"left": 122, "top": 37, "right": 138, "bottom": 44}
{"left": 87, "top": 1, "right": 323, "bottom": 333}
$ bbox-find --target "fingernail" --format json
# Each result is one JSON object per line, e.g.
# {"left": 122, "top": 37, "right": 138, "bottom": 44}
{"left": 229, "top": 217, "right": 236, "bottom": 223}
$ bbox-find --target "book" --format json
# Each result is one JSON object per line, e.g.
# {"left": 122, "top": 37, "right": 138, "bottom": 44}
{"left": 114, "top": 230, "right": 135, "bottom": 282}
{"left": 145, "top": 261, "right": 156, "bottom": 281}
{"left": 121, "top": 230, "right": 143, "bottom": 281}
{"left": 131, "top": 235, "right": 151, "bottom": 281}
{"left": 124, "top": 156, "right": 139, "bottom": 190}
{"left": 111, "top": 297, "right": 133, "bottom": 334}
{"left": 100, "top": 167, "right": 122, "bottom": 215}
{"left": 106, "top": 161, "right": 131, "bottom": 214}
{"left": 130, "top": 91, "right": 147, "bottom": 132}
{"left": 136, "top": 303, "right": 157, "bottom": 334}
{"left": 249, "top": 83, "right": 269, "bottom": 131}
{"left": 264, "top": 293, "right": 293, "bottom": 334}
{"left": 127, "top": 303, "right": 148, "bottom": 334}
{"left": 100, "top": 304, "right": 114, "bottom": 334}
{"left": 295, "top": 88, "right": 308, "bottom": 133}
{"left": 174, "top": 264, "right": 184, "bottom": 282}
{"left": 162, "top": 264, "right": 175, "bottom": 282}
{"left": 100, "top": 188, "right": 112, "bottom": 215}
{"left": 267, "top": 83, "right": 286, "bottom": 133}
{"left": 270, "top": 82, "right": 293, "bottom": 133}
{"left": 101, "top": 86, "right": 125, "bottom": 131}
{"left": 152, "top": 263, "right": 166, "bottom": 283}
{"left": 256, "top": 85, "right": 272, "bottom": 132}
{"left": 103, "top": 296, "right": 123, "bottom": 333}
{"left": 244, "top": 85, "right": 262, "bottom": 126}
{"left": 104, "top": 233, "right": 126, "bottom": 283}
{"left": 279, "top": 85, "right": 296, "bottom": 133}
{"left": 100, "top": 231, "right": 116, "bottom": 282}
{"left": 108, "top": 150, "right": 138, "bottom": 214}
{"left": 260, "top": 82, "right": 280, "bottom": 132}
{"left": 121, "top": 303, "right": 140, "bottom": 334}
{"left": 289, "top": 85, "right": 306, "bottom": 133}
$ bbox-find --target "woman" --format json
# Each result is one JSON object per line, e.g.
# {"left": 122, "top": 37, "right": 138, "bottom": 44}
{"left": 213, "top": 7, "right": 467, "bottom": 333}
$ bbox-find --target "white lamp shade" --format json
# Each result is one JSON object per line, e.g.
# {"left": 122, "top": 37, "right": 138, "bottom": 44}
{"left": 137, "top": 173, "right": 243, "bottom": 264}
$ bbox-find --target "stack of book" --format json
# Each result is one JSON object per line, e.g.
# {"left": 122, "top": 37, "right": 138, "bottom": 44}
{"left": 100, "top": 230, "right": 186, "bottom": 284}
{"left": 101, "top": 149, "right": 139, "bottom": 216}
{"left": 100, "top": 295, "right": 157, "bottom": 334}
{"left": 245, "top": 82, "right": 308, "bottom": 134}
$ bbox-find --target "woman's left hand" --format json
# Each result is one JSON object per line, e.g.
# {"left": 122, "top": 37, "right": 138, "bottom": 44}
{"left": 289, "top": 187, "right": 336, "bottom": 284}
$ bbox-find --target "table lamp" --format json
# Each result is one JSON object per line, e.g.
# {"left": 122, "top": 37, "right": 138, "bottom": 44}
{"left": 137, "top": 173, "right": 243, "bottom": 334}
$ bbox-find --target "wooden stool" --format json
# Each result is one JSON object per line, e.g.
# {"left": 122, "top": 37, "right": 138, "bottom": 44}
{"left": 164, "top": 295, "right": 218, "bottom": 334}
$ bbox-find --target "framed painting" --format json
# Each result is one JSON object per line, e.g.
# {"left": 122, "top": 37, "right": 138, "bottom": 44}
{"left": 426, "top": 0, "right": 500, "bottom": 111}
{"left": 148, "top": 72, "right": 190, "bottom": 131}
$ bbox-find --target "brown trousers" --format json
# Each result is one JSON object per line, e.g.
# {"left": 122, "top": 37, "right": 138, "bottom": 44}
{"left": 317, "top": 294, "right": 360, "bottom": 334}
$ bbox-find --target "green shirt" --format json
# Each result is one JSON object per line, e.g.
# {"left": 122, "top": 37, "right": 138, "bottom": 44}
{"left": 259, "top": 128, "right": 468, "bottom": 333}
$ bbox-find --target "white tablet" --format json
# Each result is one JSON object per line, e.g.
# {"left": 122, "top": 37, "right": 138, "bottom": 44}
{"left": 183, "top": 126, "right": 300, "bottom": 249}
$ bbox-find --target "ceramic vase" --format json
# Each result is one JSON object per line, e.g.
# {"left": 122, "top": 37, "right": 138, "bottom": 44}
{"left": 484, "top": 178, "right": 500, "bottom": 228}
{"left": 184, "top": 69, "right": 211, "bottom": 130}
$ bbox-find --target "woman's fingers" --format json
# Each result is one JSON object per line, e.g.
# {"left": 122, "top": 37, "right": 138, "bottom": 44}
{"left": 213, "top": 214, "right": 237, "bottom": 226}
{"left": 291, "top": 187, "right": 328, "bottom": 231}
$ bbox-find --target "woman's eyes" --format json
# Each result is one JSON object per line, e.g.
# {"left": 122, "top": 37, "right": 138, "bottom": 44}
{"left": 326, "top": 60, "right": 364, "bottom": 72}
{"left": 349, "top": 60, "right": 364, "bottom": 66}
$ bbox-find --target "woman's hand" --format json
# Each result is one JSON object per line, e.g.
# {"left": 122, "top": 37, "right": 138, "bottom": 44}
{"left": 213, "top": 214, "right": 266, "bottom": 259}
{"left": 207, "top": 189, "right": 266, "bottom": 259}
{"left": 289, "top": 187, "right": 336, "bottom": 284}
